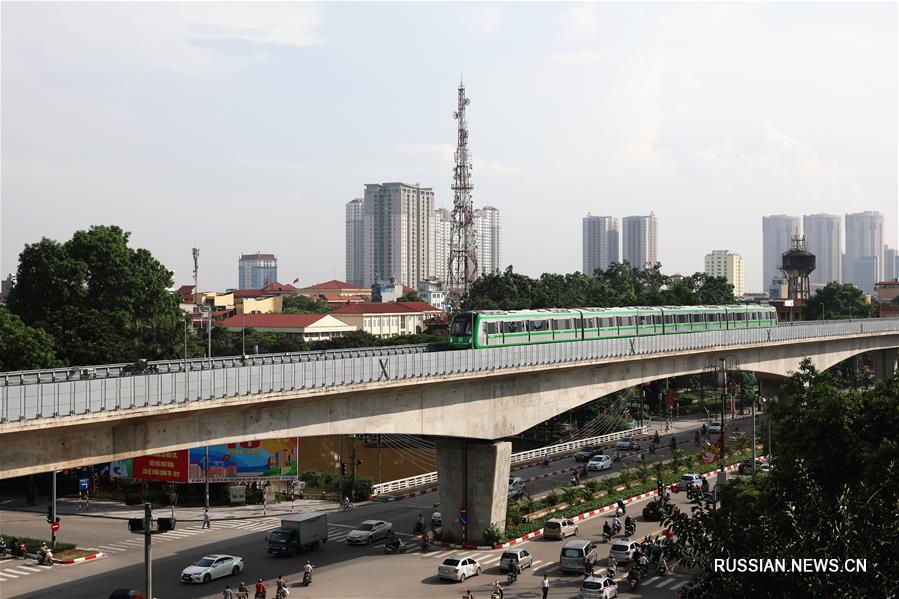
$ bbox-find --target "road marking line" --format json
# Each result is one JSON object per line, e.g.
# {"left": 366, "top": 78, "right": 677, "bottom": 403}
{"left": 20, "top": 566, "right": 43, "bottom": 572}
{"left": 654, "top": 577, "right": 675, "bottom": 588}
{"left": 481, "top": 556, "right": 502, "bottom": 565}
{"left": 328, "top": 523, "right": 357, "bottom": 529}
{"left": 0, "top": 572, "right": 18, "bottom": 579}
{"left": 4, "top": 568, "right": 30, "bottom": 576}
{"left": 672, "top": 580, "right": 689, "bottom": 590}
{"left": 534, "top": 563, "right": 557, "bottom": 573}
{"left": 99, "top": 545, "right": 127, "bottom": 552}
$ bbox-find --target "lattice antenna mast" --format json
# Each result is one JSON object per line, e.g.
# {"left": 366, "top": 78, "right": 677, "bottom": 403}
{"left": 446, "top": 80, "right": 478, "bottom": 311}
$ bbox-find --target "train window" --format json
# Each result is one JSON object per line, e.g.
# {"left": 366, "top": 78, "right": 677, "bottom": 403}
{"left": 732, "top": 312, "right": 744, "bottom": 321}
{"left": 664, "top": 315, "right": 675, "bottom": 324}
{"left": 676, "top": 314, "right": 690, "bottom": 324}
{"left": 584, "top": 317, "right": 596, "bottom": 329}
{"left": 554, "top": 318, "right": 571, "bottom": 330}
{"left": 486, "top": 322, "right": 498, "bottom": 334}
{"left": 600, "top": 317, "right": 615, "bottom": 328}
{"left": 691, "top": 313, "right": 704, "bottom": 323}
{"left": 620, "top": 316, "right": 635, "bottom": 327}
{"left": 530, "top": 320, "right": 549, "bottom": 332}
{"left": 638, "top": 315, "right": 653, "bottom": 327}
{"left": 502, "top": 321, "right": 523, "bottom": 333}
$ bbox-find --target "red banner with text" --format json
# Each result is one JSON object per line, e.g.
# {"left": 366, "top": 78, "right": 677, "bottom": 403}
{"left": 132, "top": 451, "right": 189, "bottom": 483}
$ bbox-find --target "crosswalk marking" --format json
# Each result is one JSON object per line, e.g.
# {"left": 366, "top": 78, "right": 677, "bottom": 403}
{"left": 672, "top": 580, "right": 689, "bottom": 590}
{"left": 481, "top": 555, "right": 502, "bottom": 565}
{"left": 19, "top": 565, "right": 43, "bottom": 573}
{"left": 0, "top": 571, "right": 19, "bottom": 579}
{"left": 3, "top": 568, "right": 31, "bottom": 576}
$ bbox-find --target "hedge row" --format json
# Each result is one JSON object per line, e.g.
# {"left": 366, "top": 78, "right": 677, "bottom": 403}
{"left": 0, "top": 535, "right": 76, "bottom": 553}
{"left": 501, "top": 449, "right": 758, "bottom": 542}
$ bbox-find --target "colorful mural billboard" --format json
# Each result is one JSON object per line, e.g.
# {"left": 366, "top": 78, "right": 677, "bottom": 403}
{"left": 187, "top": 439, "right": 299, "bottom": 483}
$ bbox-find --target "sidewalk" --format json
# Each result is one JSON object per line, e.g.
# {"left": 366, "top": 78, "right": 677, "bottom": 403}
{"left": 2, "top": 496, "right": 342, "bottom": 521}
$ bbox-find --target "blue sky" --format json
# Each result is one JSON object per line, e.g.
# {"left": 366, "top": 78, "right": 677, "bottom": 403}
{"left": 2, "top": 2, "right": 896, "bottom": 292}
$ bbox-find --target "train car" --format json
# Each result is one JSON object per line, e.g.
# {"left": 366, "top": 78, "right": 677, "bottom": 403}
{"left": 448, "top": 305, "right": 778, "bottom": 350}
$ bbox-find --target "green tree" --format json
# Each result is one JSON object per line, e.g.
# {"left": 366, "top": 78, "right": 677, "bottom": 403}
{"left": 6, "top": 225, "right": 186, "bottom": 366}
{"left": 461, "top": 266, "right": 535, "bottom": 311}
{"left": 803, "top": 281, "right": 874, "bottom": 320}
{"left": 397, "top": 290, "right": 422, "bottom": 302}
{"left": 281, "top": 295, "right": 331, "bottom": 314}
{"left": 0, "top": 307, "right": 59, "bottom": 371}
{"left": 666, "top": 361, "right": 899, "bottom": 598}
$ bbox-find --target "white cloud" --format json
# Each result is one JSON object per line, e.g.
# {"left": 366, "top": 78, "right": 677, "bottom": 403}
{"left": 557, "top": 3, "right": 601, "bottom": 44}
{"left": 550, "top": 49, "right": 607, "bottom": 65}
{"left": 465, "top": 6, "right": 503, "bottom": 35}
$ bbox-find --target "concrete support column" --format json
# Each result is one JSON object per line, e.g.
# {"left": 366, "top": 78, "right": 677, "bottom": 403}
{"left": 436, "top": 438, "right": 511, "bottom": 545}
{"left": 873, "top": 348, "right": 898, "bottom": 381}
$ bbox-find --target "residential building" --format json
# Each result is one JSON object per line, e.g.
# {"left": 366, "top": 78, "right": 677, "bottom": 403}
{"left": 330, "top": 302, "right": 443, "bottom": 338}
{"left": 703, "top": 250, "right": 745, "bottom": 296}
{"left": 803, "top": 214, "right": 842, "bottom": 289}
{"left": 622, "top": 213, "right": 658, "bottom": 268}
{"left": 371, "top": 280, "right": 414, "bottom": 303}
{"left": 345, "top": 198, "right": 365, "bottom": 287}
{"left": 296, "top": 280, "right": 371, "bottom": 305}
{"left": 434, "top": 208, "right": 452, "bottom": 284}
{"left": 418, "top": 279, "right": 446, "bottom": 311}
{"left": 883, "top": 245, "right": 897, "bottom": 282}
{"left": 582, "top": 215, "right": 619, "bottom": 275}
{"left": 238, "top": 253, "right": 277, "bottom": 290}
{"left": 844, "top": 211, "right": 884, "bottom": 289}
{"left": 218, "top": 313, "right": 355, "bottom": 342}
{"left": 762, "top": 215, "right": 801, "bottom": 292}
{"left": 851, "top": 256, "right": 879, "bottom": 294}
{"left": 474, "top": 206, "right": 501, "bottom": 276}
{"left": 362, "top": 182, "right": 435, "bottom": 288}
{"left": 0, "top": 273, "right": 14, "bottom": 304}
{"left": 239, "top": 296, "right": 283, "bottom": 314}
{"left": 875, "top": 281, "right": 899, "bottom": 318}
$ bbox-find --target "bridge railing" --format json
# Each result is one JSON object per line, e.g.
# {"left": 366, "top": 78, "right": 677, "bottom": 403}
{"left": 2, "top": 319, "right": 897, "bottom": 423}
{"left": 371, "top": 427, "right": 647, "bottom": 496}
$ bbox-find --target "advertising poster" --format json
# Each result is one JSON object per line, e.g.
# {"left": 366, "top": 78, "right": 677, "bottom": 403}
{"left": 132, "top": 451, "right": 189, "bottom": 483}
{"left": 188, "top": 439, "right": 298, "bottom": 483}
{"left": 109, "top": 459, "right": 133, "bottom": 479}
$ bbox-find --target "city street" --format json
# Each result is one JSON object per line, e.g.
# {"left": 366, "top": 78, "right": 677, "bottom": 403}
{"left": 0, "top": 418, "right": 750, "bottom": 599}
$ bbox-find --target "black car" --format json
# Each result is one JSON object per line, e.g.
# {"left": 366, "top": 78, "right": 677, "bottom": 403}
{"left": 642, "top": 501, "right": 667, "bottom": 522}
{"left": 575, "top": 446, "right": 600, "bottom": 462}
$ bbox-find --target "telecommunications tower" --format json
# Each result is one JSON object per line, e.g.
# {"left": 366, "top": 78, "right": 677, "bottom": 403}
{"left": 446, "top": 80, "right": 478, "bottom": 310}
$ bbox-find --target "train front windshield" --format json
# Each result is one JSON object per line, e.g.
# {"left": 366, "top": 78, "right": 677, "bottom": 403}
{"left": 450, "top": 314, "right": 473, "bottom": 337}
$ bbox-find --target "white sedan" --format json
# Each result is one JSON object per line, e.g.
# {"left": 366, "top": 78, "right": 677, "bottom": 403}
{"left": 438, "top": 556, "right": 481, "bottom": 582}
{"left": 180, "top": 554, "right": 244, "bottom": 584}
{"left": 587, "top": 455, "right": 612, "bottom": 471}
{"left": 346, "top": 520, "right": 393, "bottom": 544}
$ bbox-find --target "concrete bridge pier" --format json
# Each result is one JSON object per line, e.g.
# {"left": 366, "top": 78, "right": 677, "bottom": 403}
{"left": 435, "top": 438, "right": 511, "bottom": 545}
{"left": 873, "top": 348, "right": 899, "bottom": 381}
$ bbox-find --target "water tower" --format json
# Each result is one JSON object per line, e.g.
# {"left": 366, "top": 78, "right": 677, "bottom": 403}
{"left": 780, "top": 235, "right": 816, "bottom": 303}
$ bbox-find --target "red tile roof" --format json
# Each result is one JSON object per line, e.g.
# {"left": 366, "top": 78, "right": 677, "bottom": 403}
{"left": 303, "top": 279, "right": 368, "bottom": 290}
{"left": 261, "top": 282, "right": 299, "bottom": 292}
{"left": 233, "top": 289, "right": 264, "bottom": 298}
{"left": 240, "top": 253, "right": 276, "bottom": 260}
{"left": 219, "top": 313, "right": 330, "bottom": 329}
{"left": 320, "top": 293, "right": 367, "bottom": 302}
{"left": 330, "top": 301, "right": 441, "bottom": 315}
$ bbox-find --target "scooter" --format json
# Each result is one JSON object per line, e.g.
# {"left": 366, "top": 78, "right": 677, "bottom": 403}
{"left": 507, "top": 569, "right": 518, "bottom": 584}
{"left": 37, "top": 547, "right": 53, "bottom": 566}
{"left": 615, "top": 506, "right": 624, "bottom": 517}
{"left": 625, "top": 523, "right": 636, "bottom": 537}
{"left": 302, "top": 569, "right": 314, "bottom": 586}
{"left": 627, "top": 569, "right": 641, "bottom": 591}
{"left": 569, "top": 474, "right": 580, "bottom": 486}
{"left": 601, "top": 530, "right": 612, "bottom": 544}
{"left": 384, "top": 540, "right": 408, "bottom": 554}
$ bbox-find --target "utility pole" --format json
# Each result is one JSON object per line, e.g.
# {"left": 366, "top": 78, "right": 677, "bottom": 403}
{"left": 751, "top": 393, "right": 757, "bottom": 476}
{"left": 446, "top": 80, "right": 478, "bottom": 311}
{"left": 350, "top": 435, "right": 357, "bottom": 502}
{"left": 717, "top": 358, "right": 727, "bottom": 500}
{"left": 144, "top": 503, "right": 152, "bottom": 599}
{"left": 204, "top": 446, "right": 210, "bottom": 511}
{"left": 51, "top": 471, "right": 57, "bottom": 547}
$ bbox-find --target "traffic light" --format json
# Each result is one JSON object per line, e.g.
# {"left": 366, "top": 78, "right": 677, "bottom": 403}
{"left": 47, "top": 506, "right": 53, "bottom": 523}
{"left": 156, "top": 517, "right": 176, "bottom": 532}
{"left": 128, "top": 518, "right": 146, "bottom": 534}
{"left": 339, "top": 462, "right": 347, "bottom": 476}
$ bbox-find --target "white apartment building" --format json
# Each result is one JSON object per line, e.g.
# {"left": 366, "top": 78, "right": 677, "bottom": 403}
{"left": 582, "top": 214, "right": 619, "bottom": 275}
{"left": 762, "top": 215, "right": 801, "bottom": 292}
{"left": 434, "top": 208, "right": 452, "bottom": 284}
{"left": 844, "top": 211, "right": 884, "bottom": 291}
{"left": 803, "top": 214, "right": 842, "bottom": 289}
{"left": 345, "top": 198, "right": 365, "bottom": 288}
{"left": 884, "top": 245, "right": 898, "bottom": 282}
{"left": 474, "top": 206, "right": 501, "bottom": 276}
{"left": 704, "top": 250, "right": 745, "bottom": 297}
{"left": 622, "top": 213, "right": 658, "bottom": 268}
{"left": 361, "top": 183, "right": 436, "bottom": 288}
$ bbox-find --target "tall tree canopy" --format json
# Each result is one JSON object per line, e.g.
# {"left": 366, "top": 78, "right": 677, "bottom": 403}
{"left": 0, "top": 307, "right": 59, "bottom": 371}
{"left": 667, "top": 361, "right": 899, "bottom": 598}
{"left": 802, "top": 281, "right": 874, "bottom": 320}
{"left": 461, "top": 263, "right": 735, "bottom": 311}
{"left": 6, "top": 225, "right": 185, "bottom": 367}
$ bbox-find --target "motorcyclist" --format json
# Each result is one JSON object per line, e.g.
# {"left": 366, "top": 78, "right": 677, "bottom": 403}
{"left": 570, "top": 472, "right": 580, "bottom": 486}
{"left": 492, "top": 579, "right": 504, "bottom": 599}
{"left": 303, "top": 561, "right": 314, "bottom": 584}
{"left": 617, "top": 499, "right": 627, "bottom": 514}
{"left": 658, "top": 556, "right": 670, "bottom": 575}
{"left": 583, "top": 556, "right": 594, "bottom": 577}
{"left": 341, "top": 496, "right": 351, "bottom": 510}
{"left": 602, "top": 521, "right": 612, "bottom": 541}
{"left": 542, "top": 453, "right": 550, "bottom": 467}
{"left": 38, "top": 543, "right": 53, "bottom": 565}
{"left": 386, "top": 529, "right": 400, "bottom": 550}
{"left": 510, "top": 559, "right": 522, "bottom": 582}
{"left": 275, "top": 576, "right": 288, "bottom": 599}
{"left": 414, "top": 513, "right": 425, "bottom": 533}
{"left": 254, "top": 578, "right": 267, "bottom": 599}
{"left": 237, "top": 582, "right": 249, "bottom": 599}
{"left": 613, "top": 451, "right": 621, "bottom": 462}
{"left": 670, "top": 437, "right": 677, "bottom": 450}
{"left": 606, "top": 556, "right": 617, "bottom": 578}
{"left": 612, "top": 517, "right": 622, "bottom": 535}
{"left": 624, "top": 515, "right": 634, "bottom": 532}
{"left": 420, "top": 532, "right": 430, "bottom": 552}
{"left": 637, "top": 552, "right": 650, "bottom": 574}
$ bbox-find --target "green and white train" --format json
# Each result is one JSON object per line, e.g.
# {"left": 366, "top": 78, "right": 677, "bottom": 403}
{"left": 448, "top": 305, "right": 778, "bottom": 350}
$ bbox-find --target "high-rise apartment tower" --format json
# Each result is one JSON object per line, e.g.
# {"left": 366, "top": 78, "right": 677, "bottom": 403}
{"left": 622, "top": 213, "right": 658, "bottom": 268}
{"left": 803, "top": 214, "right": 842, "bottom": 289}
{"left": 844, "top": 211, "right": 884, "bottom": 292}
{"left": 582, "top": 215, "right": 620, "bottom": 275}
{"left": 704, "top": 250, "right": 745, "bottom": 297}
{"left": 762, "top": 215, "right": 801, "bottom": 291}
{"left": 345, "top": 198, "right": 365, "bottom": 287}
{"left": 238, "top": 253, "right": 277, "bottom": 290}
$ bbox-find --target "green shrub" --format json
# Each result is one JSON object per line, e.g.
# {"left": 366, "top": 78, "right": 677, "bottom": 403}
{"left": 0, "top": 535, "right": 75, "bottom": 553}
{"left": 584, "top": 479, "right": 601, "bottom": 494}
{"left": 543, "top": 488, "right": 560, "bottom": 507}
{"left": 483, "top": 523, "right": 505, "bottom": 545}
{"left": 562, "top": 487, "right": 582, "bottom": 506}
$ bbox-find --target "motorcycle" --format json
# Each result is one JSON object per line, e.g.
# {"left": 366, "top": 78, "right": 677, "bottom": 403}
{"left": 615, "top": 506, "right": 624, "bottom": 517}
{"left": 275, "top": 587, "right": 289, "bottom": 599}
{"left": 601, "top": 530, "right": 612, "bottom": 544}
{"left": 338, "top": 501, "right": 354, "bottom": 512}
{"left": 625, "top": 523, "right": 636, "bottom": 537}
{"left": 302, "top": 569, "right": 314, "bottom": 586}
{"left": 412, "top": 521, "right": 424, "bottom": 535}
{"left": 507, "top": 569, "right": 518, "bottom": 584}
{"left": 569, "top": 474, "right": 580, "bottom": 486}
{"left": 37, "top": 546, "right": 53, "bottom": 566}
{"left": 10, "top": 541, "right": 26, "bottom": 559}
{"left": 384, "top": 540, "right": 408, "bottom": 554}
{"left": 0, "top": 538, "right": 7, "bottom": 557}
{"left": 627, "top": 569, "right": 641, "bottom": 591}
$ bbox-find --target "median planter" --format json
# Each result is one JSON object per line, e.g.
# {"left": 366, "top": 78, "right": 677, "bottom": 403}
{"left": 523, "top": 502, "right": 570, "bottom": 522}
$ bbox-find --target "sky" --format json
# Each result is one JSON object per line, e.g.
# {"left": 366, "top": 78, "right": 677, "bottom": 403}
{"left": 2, "top": 2, "right": 897, "bottom": 293}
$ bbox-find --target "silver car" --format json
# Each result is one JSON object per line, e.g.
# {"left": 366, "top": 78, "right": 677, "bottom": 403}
{"left": 346, "top": 520, "right": 392, "bottom": 545}
{"left": 609, "top": 538, "right": 638, "bottom": 564}
{"left": 438, "top": 556, "right": 481, "bottom": 582}
{"left": 499, "top": 548, "right": 533, "bottom": 572}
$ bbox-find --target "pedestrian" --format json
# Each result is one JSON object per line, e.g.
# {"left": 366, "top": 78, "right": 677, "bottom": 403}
{"left": 203, "top": 508, "right": 211, "bottom": 529}
{"left": 223, "top": 584, "right": 233, "bottom": 599}
{"left": 541, "top": 574, "right": 549, "bottom": 599}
